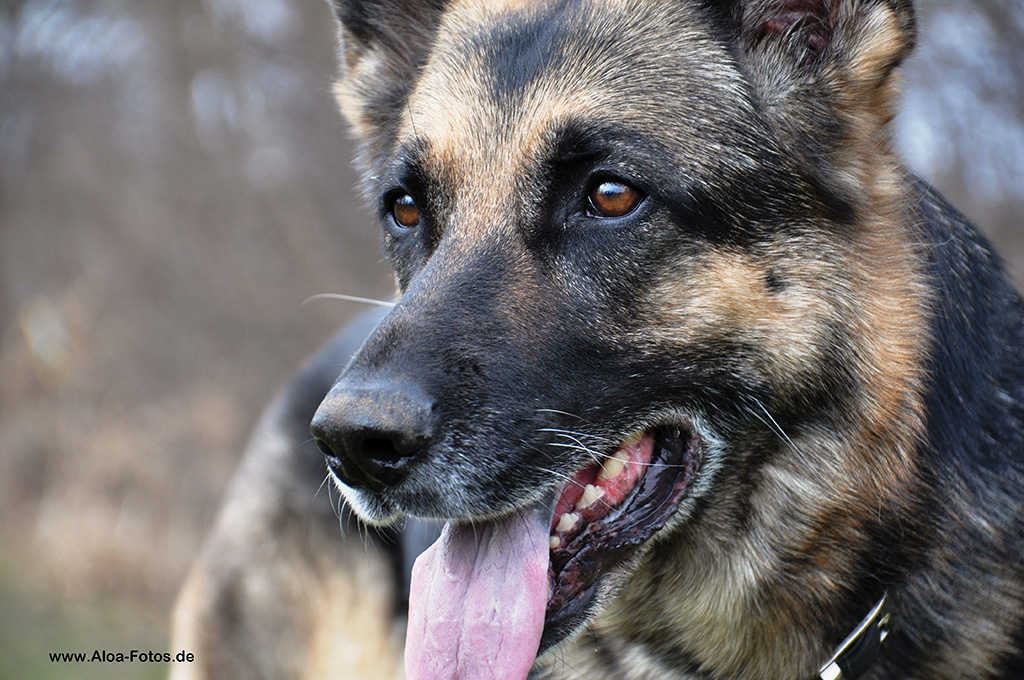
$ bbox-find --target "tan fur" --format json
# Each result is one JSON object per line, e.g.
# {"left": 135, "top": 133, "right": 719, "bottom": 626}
{"left": 645, "top": 250, "right": 831, "bottom": 391}
{"left": 171, "top": 516, "right": 402, "bottom": 680}
{"left": 302, "top": 562, "right": 404, "bottom": 680}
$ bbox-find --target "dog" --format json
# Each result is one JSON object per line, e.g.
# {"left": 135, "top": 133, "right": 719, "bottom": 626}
{"left": 171, "top": 0, "right": 1024, "bottom": 678}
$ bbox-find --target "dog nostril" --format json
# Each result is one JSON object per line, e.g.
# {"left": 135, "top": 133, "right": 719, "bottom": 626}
{"left": 312, "top": 383, "right": 435, "bottom": 492}
{"left": 313, "top": 436, "right": 335, "bottom": 458}
{"left": 361, "top": 436, "right": 416, "bottom": 464}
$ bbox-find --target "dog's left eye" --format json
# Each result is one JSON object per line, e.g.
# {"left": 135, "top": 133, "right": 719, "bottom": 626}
{"left": 587, "top": 180, "right": 643, "bottom": 218}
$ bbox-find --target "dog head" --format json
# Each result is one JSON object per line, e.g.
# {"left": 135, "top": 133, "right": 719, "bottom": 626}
{"left": 312, "top": 1, "right": 925, "bottom": 676}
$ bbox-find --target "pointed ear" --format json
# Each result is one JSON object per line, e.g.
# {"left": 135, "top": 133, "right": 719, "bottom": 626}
{"left": 328, "top": 0, "right": 449, "bottom": 166}
{"left": 731, "top": 0, "right": 916, "bottom": 197}
{"left": 740, "top": 0, "right": 915, "bottom": 75}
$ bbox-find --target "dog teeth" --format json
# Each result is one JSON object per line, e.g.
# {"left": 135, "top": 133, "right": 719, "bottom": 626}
{"left": 555, "top": 512, "right": 579, "bottom": 533}
{"left": 598, "top": 450, "right": 629, "bottom": 481}
{"left": 620, "top": 430, "right": 644, "bottom": 448}
{"left": 550, "top": 536, "right": 561, "bottom": 550}
{"left": 576, "top": 484, "right": 605, "bottom": 510}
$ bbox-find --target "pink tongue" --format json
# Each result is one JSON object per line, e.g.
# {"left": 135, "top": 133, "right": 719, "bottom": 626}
{"left": 405, "top": 507, "right": 549, "bottom": 680}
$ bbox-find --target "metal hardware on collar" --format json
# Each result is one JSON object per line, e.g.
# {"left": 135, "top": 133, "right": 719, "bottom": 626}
{"left": 818, "top": 593, "right": 892, "bottom": 680}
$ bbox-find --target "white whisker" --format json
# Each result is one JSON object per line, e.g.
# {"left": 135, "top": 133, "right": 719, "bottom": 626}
{"left": 544, "top": 438, "right": 684, "bottom": 469}
{"left": 749, "top": 399, "right": 798, "bottom": 450}
{"left": 302, "top": 293, "right": 396, "bottom": 308}
{"left": 537, "top": 427, "right": 614, "bottom": 444}
{"left": 535, "top": 408, "right": 585, "bottom": 420}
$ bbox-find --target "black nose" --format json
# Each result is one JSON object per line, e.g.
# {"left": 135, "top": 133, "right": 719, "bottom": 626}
{"left": 310, "top": 381, "right": 435, "bottom": 493}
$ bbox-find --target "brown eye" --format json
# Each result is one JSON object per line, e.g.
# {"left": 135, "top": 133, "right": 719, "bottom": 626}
{"left": 392, "top": 194, "right": 420, "bottom": 228}
{"left": 588, "top": 180, "right": 642, "bottom": 218}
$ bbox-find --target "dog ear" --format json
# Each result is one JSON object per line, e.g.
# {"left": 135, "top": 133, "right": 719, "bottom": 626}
{"left": 738, "top": 0, "right": 915, "bottom": 74}
{"left": 724, "top": 0, "right": 916, "bottom": 201}
{"left": 328, "top": 0, "right": 449, "bottom": 165}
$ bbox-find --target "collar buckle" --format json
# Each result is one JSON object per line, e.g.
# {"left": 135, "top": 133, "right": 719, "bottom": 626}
{"left": 818, "top": 593, "right": 892, "bottom": 680}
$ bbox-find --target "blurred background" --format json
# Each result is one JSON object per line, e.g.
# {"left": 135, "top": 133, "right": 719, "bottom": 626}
{"left": 0, "top": 0, "right": 1022, "bottom": 678}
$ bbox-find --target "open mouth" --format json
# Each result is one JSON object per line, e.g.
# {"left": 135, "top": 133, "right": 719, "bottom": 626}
{"left": 543, "top": 425, "right": 702, "bottom": 648}
{"left": 404, "top": 424, "right": 702, "bottom": 680}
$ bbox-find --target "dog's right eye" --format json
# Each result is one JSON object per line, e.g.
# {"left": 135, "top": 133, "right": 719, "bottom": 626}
{"left": 391, "top": 194, "right": 420, "bottom": 229}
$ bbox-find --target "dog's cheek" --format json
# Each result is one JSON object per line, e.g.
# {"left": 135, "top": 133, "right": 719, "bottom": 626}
{"left": 641, "top": 248, "right": 831, "bottom": 392}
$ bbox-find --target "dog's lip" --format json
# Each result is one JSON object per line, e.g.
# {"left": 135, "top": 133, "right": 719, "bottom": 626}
{"left": 538, "top": 425, "right": 702, "bottom": 653}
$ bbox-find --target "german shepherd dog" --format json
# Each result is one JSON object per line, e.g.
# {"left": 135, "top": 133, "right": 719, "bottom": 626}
{"left": 172, "top": 0, "right": 1024, "bottom": 678}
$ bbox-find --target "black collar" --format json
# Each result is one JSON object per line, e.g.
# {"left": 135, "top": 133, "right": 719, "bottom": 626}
{"left": 817, "top": 594, "right": 892, "bottom": 680}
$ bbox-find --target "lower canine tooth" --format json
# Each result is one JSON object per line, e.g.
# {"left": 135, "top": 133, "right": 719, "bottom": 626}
{"left": 576, "top": 484, "right": 605, "bottom": 510}
{"left": 598, "top": 450, "right": 628, "bottom": 480}
{"left": 555, "top": 512, "right": 579, "bottom": 533}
